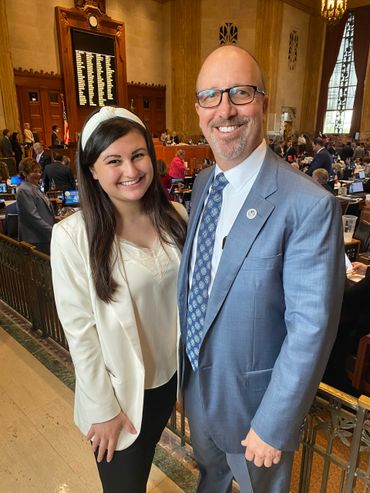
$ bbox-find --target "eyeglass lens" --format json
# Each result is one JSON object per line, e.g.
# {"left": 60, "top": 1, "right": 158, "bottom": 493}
{"left": 197, "top": 85, "right": 257, "bottom": 108}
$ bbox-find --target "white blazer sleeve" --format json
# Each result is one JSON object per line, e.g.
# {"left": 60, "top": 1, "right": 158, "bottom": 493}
{"left": 50, "top": 221, "right": 121, "bottom": 425}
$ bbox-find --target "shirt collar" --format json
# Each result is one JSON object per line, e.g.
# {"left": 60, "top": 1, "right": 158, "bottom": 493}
{"left": 214, "top": 139, "right": 267, "bottom": 191}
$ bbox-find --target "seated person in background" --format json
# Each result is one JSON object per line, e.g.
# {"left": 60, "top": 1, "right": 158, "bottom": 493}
{"left": 171, "top": 130, "right": 180, "bottom": 144}
{"left": 312, "top": 168, "right": 335, "bottom": 195}
{"left": 169, "top": 149, "right": 186, "bottom": 180}
{"left": 157, "top": 159, "right": 172, "bottom": 192}
{"left": 3, "top": 201, "right": 18, "bottom": 238}
{"left": 274, "top": 139, "right": 286, "bottom": 158}
{"left": 363, "top": 156, "right": 370, "bottom": 178}
{"left": 51, "top": 125, "right": 63, "bottom": 148}
{"left": 297, "top": 133, "right": 307, "bottom": 155}
{"left": 306, "top": 137, "right": 333, "bottom": 177}
{"left": 33, "top": 142, "right": 51, "bottom": 172}
{"left": 43, "top": 153, "right": 76, "bottom": 192}
{"left": 285, "top": 140, "right": 297, "bottom": 163}
{"left": 323, "top": 262, "right": 370, "bottom": 395}
{"left": 160, "top": 129, "right": 170, "bottom": 144}
{"left": 16, "top": 157, "right": 54, "bottom": 255}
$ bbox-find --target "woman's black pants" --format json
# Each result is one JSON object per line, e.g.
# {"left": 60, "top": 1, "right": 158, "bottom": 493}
{"left": 95, "top": 373, "right": 177, "bottom": 493}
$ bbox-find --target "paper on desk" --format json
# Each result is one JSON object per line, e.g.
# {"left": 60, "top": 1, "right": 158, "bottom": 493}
{"left": 345, "top": 254, "right": 352, "bottom": 271}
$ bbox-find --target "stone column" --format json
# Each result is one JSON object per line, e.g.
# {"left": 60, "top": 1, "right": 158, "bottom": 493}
{"left": 255, "top": 0, "right": 284, "bottom": 119}
{"left": 0, "top": 0, "right": 20, "bottom": 131}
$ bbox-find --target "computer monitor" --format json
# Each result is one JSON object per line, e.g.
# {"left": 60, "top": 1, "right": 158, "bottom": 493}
{"left": 10, "top": 175, "right": 22, "bottom": 186}
{"left": 63, "top": 190, "right": 79, "bottom": 206}
{"left": 349, "top": 181, "right": 364, "bottom": 194}
{"left": 0, "top": 182, "right": 7, "bottom": 193}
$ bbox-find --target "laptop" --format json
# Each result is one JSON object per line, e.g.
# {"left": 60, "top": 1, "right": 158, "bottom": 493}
{"left": 63, "top": 190, "right": 79, "bottom": 207}
{"left": 348, "top": 181, "right": 367, "bottom": 199}
{"left": 356, "top": 170, "right": 366, "bottom": 179}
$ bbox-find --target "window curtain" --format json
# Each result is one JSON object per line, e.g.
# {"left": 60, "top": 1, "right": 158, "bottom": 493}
{"left": 315, "top": 12, "right": 348, "bottom": 135}
{"left": 350, "top": 6, "right": 370, "bottom": 136}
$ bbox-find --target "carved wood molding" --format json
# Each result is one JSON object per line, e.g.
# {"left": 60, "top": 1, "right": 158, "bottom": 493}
{"left": 14, "top": 68, "right": 62, "bottom": 79}
{"left": 74, "top": 0, "right": 106, "bottom": 13}
{"left": 128, "top": 81, "right": 166, "bottom": 89}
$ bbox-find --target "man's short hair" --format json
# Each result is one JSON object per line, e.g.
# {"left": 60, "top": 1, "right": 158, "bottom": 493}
{"left": 313, "top": 137, "right": 324, "bottom": 147}
{"left": 54, "top": 153, "right": 63, "bottom": 162}
{"left": 312, "top": 168, "right": 329, "bottom": 185}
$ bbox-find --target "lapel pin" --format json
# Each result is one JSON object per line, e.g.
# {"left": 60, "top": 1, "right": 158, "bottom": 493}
{"left": 246, "top": 208, "right": 257, "bottom": 220}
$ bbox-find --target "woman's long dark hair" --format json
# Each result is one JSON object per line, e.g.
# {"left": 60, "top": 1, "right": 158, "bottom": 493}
{"left": 77, "top": 113, "right": 187, "bottom": 303}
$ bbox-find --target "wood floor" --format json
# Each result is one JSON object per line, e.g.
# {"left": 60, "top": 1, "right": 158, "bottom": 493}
{"left": 0, "top": 327, "right": 185, "bottom": 493}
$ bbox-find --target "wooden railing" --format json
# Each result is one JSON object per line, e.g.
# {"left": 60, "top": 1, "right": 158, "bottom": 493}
{"left": 0, "top": 233, "right": 67, "bottom": 348}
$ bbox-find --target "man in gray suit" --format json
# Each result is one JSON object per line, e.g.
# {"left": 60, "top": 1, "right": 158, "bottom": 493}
{"left": 178, "top": 46, "right": 345, "bottom": 492}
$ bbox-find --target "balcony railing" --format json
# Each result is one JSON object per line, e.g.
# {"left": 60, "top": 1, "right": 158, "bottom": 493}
{"left": 0, "top": 232, "right": 369, "bottom": 492}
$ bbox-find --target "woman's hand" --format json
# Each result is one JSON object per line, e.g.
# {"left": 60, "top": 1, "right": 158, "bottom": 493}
{"left": 86, "top": 411, "right": 137, "bottom": 463}
{"left": 351, "top": 262, "right": 368, "bottom": 276}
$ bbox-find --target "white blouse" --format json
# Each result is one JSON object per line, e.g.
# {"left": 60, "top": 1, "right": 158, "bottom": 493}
{"left": 119, "top": 238, "right": 179, "bottom": 389}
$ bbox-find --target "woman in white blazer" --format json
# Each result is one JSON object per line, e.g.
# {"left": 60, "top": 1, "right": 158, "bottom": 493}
{"left": 50, "top": 107, "right": 187, "bottom": 493}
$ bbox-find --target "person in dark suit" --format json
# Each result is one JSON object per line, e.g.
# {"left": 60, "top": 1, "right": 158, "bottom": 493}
{"left": 10, "top": 131, "right": 23, "bottom": 168}
{"left": 341, "top": 142, "right": 354, "bottom": 161}
{"left": 305, "top": 137, "right": 333, "bottom": 176}
{"left": 43, "top": 153, "right": 76, "bottom": 192}
{"left": 323, "top": 262, "right": 370, "bottom": 395}
{"left": 16, "top": 157, "right": 54, "bottom": 254}
{"left": 1, "top": 129, "right": 14, "bottom": 157}
{"left": 51, "top": 125, "right": 63, "bottom": 148}
{"left": 33, "top": 142, "right": 51, "bottom": 173}
{"left": 178, "top": 45, "right": 344, "bottom": 493}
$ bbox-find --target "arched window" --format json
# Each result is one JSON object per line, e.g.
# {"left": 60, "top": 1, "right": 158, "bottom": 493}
{"left": 323, "top": 12, "right": 357, "bottom": 134}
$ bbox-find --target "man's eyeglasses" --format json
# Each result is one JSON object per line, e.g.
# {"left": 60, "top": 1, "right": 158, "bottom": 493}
{"left": 195, "top": 85, "right": 265, "bottom": 109}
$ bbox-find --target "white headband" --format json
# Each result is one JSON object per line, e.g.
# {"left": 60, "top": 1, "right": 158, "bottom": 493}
{"left": 81, "top": 106, "right": 146, "bottom": 150}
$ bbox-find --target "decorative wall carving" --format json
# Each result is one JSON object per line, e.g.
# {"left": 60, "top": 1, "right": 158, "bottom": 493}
{"left": 219, "top": 22, "right": 238, "bottom": 45}
{"left": 75, "top": 0, "right": 106, "bottom": 13}
{"left": 288, "top": 30, "right": 299, "bottom": 71}
{"left": 14, "top": 68, "right": 62, "bottom": 79}
{"left": 129, "top": 81, "right": 166, "bottom": 89}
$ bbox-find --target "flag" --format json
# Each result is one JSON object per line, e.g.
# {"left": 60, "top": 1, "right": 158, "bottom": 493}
{"left": 61, "top": 94, "right": 70, "bottom": 145}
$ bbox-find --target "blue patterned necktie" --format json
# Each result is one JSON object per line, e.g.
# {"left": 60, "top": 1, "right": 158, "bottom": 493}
{"left": 186, "top": 172, "right": 229, "bottom": 370}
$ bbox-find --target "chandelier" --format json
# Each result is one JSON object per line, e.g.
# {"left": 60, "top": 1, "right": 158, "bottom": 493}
{"left": 321, "top": 0, "right": 348, "bottom": 25}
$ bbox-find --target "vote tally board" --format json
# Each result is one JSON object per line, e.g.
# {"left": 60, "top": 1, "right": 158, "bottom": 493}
{"left": 72, "top": 29, "right": 117, "bottom": 107}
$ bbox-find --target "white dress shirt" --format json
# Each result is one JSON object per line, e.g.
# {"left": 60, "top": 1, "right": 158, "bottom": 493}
{"left": 189, "top": 139, "right": 267, "bottom": 294}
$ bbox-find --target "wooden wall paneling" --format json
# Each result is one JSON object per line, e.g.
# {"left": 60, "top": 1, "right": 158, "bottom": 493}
{"left": 255, "top": 0, "right": 284, "bottom": 123}
{"left": 299, "top": 14, "right": 325, "bottom": 134}
{"left": 55, "top": 6, "right": 128, "bottom": 142}
{"left": 14, "top": 70, "right": 64, "bottom": 146}
{"left": 170, "top": 0, "right": 201, "bottom": 137}
{"left": 127, "top": 83, "right": 166, "bottom": 137}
